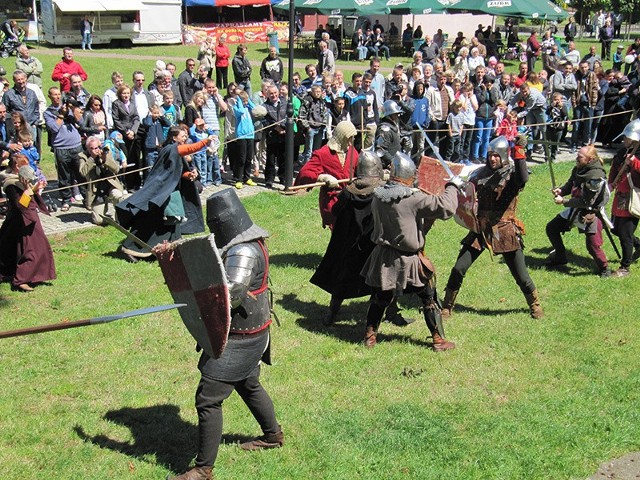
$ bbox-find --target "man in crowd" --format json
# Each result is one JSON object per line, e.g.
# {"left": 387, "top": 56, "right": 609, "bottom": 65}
{"left": 178, "top": 58, "right": 197, "bottom": 105}
{"left": 51, "top": 47, "right": 87, "bottom": 92}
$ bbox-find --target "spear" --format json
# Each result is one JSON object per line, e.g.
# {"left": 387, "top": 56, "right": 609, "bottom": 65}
{"left": 0, "top": 304, "right": 186, "bottom": 339}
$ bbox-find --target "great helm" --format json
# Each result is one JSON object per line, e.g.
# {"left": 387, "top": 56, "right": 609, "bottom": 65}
{"left": 382, "top": 99, "right": 402, "bottom": 117}
{"left": 356, "top": 149, "right": 383, "bottom": 179}
{"left": 206, "top": 189, "right": 269, "bottom": 252}
{"left": 390, "top": 151, "right": 416, "bottom": 183}
{"left": 621, "top": 119, "right": 640, "bottom": 142}
{"left": 487, "top": 136, "right": 510, "bottom": 165}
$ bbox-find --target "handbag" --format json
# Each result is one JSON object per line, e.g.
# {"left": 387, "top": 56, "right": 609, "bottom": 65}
{"left": 626, "top": 172, "right": 640, "bottom": 218}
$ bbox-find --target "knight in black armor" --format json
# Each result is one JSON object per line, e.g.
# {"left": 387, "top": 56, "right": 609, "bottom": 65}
{"left": 169, "top": 189, "right": 283, "bottom": 480}
{"left": 441, "top": 135, "right": 543, "bottom": 320}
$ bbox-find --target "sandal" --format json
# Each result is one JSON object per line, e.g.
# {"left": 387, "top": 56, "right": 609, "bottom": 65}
{"left": 60, "top": 203, "right": 70, "bottom": 211}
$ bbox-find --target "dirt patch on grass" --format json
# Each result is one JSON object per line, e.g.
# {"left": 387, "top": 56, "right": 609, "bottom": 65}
{"left": 588, "top": 452, "right": 640, "bottom": 479}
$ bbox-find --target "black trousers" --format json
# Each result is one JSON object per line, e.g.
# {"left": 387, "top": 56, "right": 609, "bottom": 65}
{"left": 613, "top": 215, "right": 640, "bottom": 269}
{"left": 54, "top": 144, "right": 84, "bottom": 203}
{"left": 228, "top": 138, "right": 254, "bottom": 183}
{"left": 265, "top": 140, "right": 285, "bottom": 184}
{"left": 195, "top": 370, "right": 279, "bottom": 467}
{"left": 445, "top": 244, "right": 536, "bottom": 295}
{"left": 216, "top": 67, "right": 228, "bottom": 89}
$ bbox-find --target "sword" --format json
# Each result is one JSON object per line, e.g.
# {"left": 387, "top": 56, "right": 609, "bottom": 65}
{"left": 596, "top": 208, "right": 622, "bottom": 259}
{"left": 531, "top": 134, "right": 557, "bottom": 188}
{"left": 0, "top": 304, "right": 187, "bottom": 339}
{"left": 101, "top": 215, "right": 152, "bottom": 252}
{"left": 417, "top": 124, "right": 456, "bottom": 179}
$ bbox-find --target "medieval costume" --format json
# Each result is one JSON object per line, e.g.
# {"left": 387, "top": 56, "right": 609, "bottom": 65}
{"left": 294, "top": 121, "right": 358, "bottom": 229}
{"left": 167, "top": 189, "right": 282, "bottom": 480}
{"left": 310, "top": 150, "right": 384, "bottom": 325}
{"left": 442, "top": 136, "right": 543, "bottom": 320}
{"left": 545, "top": 145, "right": 611, "bottom": 277}
{"left": 361, "top": 152, "right": 459, "bottom": 351}
{"left": 115, "top": 128, "right": 207, "bottom": 261}
{"left": 608, "top": 119, "right": 640, "bottom": 277}
{"left": 0, "top": 165, "right": 56, "bottom": 291}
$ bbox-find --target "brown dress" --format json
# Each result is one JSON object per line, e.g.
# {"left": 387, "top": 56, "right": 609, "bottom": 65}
{"left": 0, "top": 179, "right": 56, "bottom": 287}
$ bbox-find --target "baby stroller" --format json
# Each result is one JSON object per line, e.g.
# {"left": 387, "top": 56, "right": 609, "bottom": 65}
{"left": 504, "top": 43, "right": 527, "bottom": 62}
{"left": 0, "top": 31, "right": 23, "bottom": 58}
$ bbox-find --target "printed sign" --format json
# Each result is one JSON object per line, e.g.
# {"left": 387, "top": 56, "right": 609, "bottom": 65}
{"left": 183, "top": 21, "right": 290, "bottom": 45}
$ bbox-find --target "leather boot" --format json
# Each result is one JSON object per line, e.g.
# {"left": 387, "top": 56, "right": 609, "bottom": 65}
{"left": 166, "top": 466, "right": 212, "bottom": 480}
{"left": 524, "top": 289, "right": 544, "bottom": 319}
{"left": 364, "top": 325, "right": 377, "bottom": 348}
{"left": 440, "top": 288, "right": 458, "bottom": 319}
{"left": 432, "top": 333, "right": 456, "bottom": 352}
{"left": 240, "top": 430, "right": 284, "bottom": 451}
{"left": 322, "top": 296, "right": 342, "bottom": 326}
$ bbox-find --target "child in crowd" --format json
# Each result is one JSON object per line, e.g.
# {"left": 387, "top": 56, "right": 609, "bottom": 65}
{"left": 446, "top": 99, "right": 465, "bottom": 163}
{"left": 493, "top": 99, "right": 508, "bottom": 133}
{"left": 496, "top": 109, "right": 518, "bottom": 143}
{"left": 546, "top": 92, "right": 569, "bottom": 163}
{"left": 160, "top": 91, "right": 181, "bottom": 138}
{"left": 459, "top": 82, "right": 477, "bottom": 163}
{"left": 613, "top": 45, "right": 624, "bottom": 71}
{"left": 103, "top": 131, "right": 128, "bottom": 174}
{"left": 143, "top": 105, "right": 170, "bottom": 173}
{"left": 189, "top": 117, "right": 219, "bottom": 187}
{"left": 18, "top": 131, "right": 46, "bottom": 184}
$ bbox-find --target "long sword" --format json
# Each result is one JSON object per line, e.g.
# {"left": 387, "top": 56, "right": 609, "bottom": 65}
{"left": 101, "top": 215, "right": 152, "bottom": 252}
{"left": 417, "top": 123, "right": 456, "bottom": 179}
{"left": 0, "top": 304, "right": 187, "bottom": 339}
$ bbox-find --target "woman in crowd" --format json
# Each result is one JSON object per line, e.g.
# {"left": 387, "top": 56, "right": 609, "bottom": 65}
{"left": 111, "top": 84, "right": 141, "bottom": 191}
{"left": 184, "top": 90, "right": 206, "bottom": 128}
{"left": 80, "top": 95, "right": 107, "bottom": 142}
{"left": 215, "top": 35, "right": 231, "bottom": 89}
{"left": 115, "top": 126, "right": 209, "bottom": 262}
{"left": 0, "top": 157, "right": 56, "bottom": 292}
{"left": 198, "top": 36, "right": 216, "bottom": 79}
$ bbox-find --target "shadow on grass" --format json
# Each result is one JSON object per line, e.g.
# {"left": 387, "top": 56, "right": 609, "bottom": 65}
{"left": 270, "top": 252, "right": 322, "bottom": 270}
{"left": 528, "top": 247, "right": 602, "bottom": 276}
{"left": 280, "top": 293, "right": 431, "bottom": 347}
{"left": 73, "top": 404, "right": 253, "bottom": 474}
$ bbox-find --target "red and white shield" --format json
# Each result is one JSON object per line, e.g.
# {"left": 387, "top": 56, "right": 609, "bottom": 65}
{"left": 155, "top": 235, "right": 231, "bottom": 359}
{"left": 417, "top": 156, "right": 465, "bottom": 195}
{"left": 454, "top": 181, "right": 479, "bottom": 233}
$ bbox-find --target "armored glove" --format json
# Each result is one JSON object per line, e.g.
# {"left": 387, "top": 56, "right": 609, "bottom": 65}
{"left": 317, "top": 173, "right": 340, "bottom": 188}
{"left": 445, "top": 175, "right": 466, "bottom": 192}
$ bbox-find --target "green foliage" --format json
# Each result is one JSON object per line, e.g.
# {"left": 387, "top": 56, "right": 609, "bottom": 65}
{"left": 1, "top": 161, "right": 640, "bottom": 478}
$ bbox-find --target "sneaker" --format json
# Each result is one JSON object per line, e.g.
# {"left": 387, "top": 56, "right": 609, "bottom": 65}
{"left": 613, "top": 267, "right": 630, "bottom": 278}
{"left": 240, "top": 431, "right": 284, "bottom": 451}
{"left": 235, "top": 182, "right": 243, "bottom": 190}
{"left": 245, "top": 179, "right": 257, "bottom": 186}
{"left": 599, "top": 268, "right": 613, "bottom": 278}
{"left": 74, "top": 193, "right": 84, "bottom": 201}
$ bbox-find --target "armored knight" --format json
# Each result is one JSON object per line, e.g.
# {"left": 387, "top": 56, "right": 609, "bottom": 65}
{"left": 168, "top": 189, "right": 283, "bottom": 480}
{"left": 375, "top": 100, "right": 403, "bottom": 169}
{"left": 441, "top": 135, "right": 543, "bottom": 320}
{"left": 361, "top": 151, "right": 460, "bottom": 351}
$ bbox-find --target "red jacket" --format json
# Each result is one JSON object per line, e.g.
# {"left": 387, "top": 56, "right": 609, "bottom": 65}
{"left": 295, "top": 145, "right": 359, "bottom": 228}
{"left": 215, "top": 44, "right": 230, "bottom": 68}
{"left": 51, "top": 60, "right": 88, "bottom": 92}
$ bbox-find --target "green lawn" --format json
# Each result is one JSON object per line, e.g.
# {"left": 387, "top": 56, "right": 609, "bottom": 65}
{"left": 1, "top": 160, "right": 639, "bottom": 478}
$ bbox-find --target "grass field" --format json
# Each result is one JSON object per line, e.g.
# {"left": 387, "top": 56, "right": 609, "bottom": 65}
{"left": 1, "top": 157, "right": 639, "bottom": 479}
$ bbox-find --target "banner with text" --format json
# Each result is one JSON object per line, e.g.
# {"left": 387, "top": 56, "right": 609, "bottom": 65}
{"left": 182, "top": 22, "right": 290, "bottom": 45}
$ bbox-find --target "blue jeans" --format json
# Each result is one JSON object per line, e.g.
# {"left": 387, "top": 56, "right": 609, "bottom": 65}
{"left": 82, "top": 31, "right": 92, "bottom": 49}
{"left": 356, "top": 46, "right": 368, "bottom": 60}
{"left": 192, "top": 151, "right": 208, "bottom": 184}
{"left": 300, "top": 127, "right": 324, "bottom": 164}
{"left": 471, "top": 117, "right": 493, "bottom": 161}
{"left": 572, "top": 105, "right": 593, "bottom": 148}
{"left": 208, "top": 152, "right": 221, "bottom": 185}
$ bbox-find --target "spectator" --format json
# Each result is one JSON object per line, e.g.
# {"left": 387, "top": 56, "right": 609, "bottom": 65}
{"left": 215, "top": 35, "right": 231, "bottom": 89}
{"left": 402, "top": 24, "right": 413, "bottom": 57}
{"left": 79, "top": 15, "right": 93, "bottom": 50}
{"left": 492, "top": 72, "right": 515, "bottom": 104}
{"left": 178, "top": 58, "right": 198, "bottom": 105}
{"left": 79, "top": 94, "right": 107, "bottom": 141}
{"left": 365, "top": 58, "right": 385, "bottom": 110}
{"left": 453, "top": 47, "right": 470, "bottom": 82}
{"left": 352, "top": 28, "right": 369, "bottom": 61}
{"left": 263, "top": 84, "right": 287, "bottom": 189}
{"left": 111, "top": 85, "right": 141, "bottom": 191}
{"left": 564, "top": 16, "right": 577, "bottom": 42}
{"left": 197, "top": 36, "right": 216, "bottom": 78}
{"left": 103, "top": 72, "right": 124, "bottom": 130}
{"left": 2, "top": 70, "right": 39, "bottom": 141}
{"left": 232, "top": 44, "right": 253, "bottom": 96}
{"left": 433, "top": 29, "right": 445, "bottom": 49}
{"left": 511, "top": 83, "right": 546, "bottom": 154}
{"left": 65, "top": 74, "right": 91, "bottom": 106}
{"left": 15, "top": 44, "right": 43, "bottom": 88}
{"left": 228, "top": 89, "right": 256, "bottom": 188}
{"left": 370, "top": 28, "right": 390, "bottom": 61}
{"left": 550, "top": 62, "right": 577, "bottom": 101}
{"left": 321, "top": 32, "right": 339, "bottom": 60}
{"left": 526, "top": 30, "right": 541, "bottom": 73}
{"left": 512, "top": 62, "right": 529, "bottom": 88}
{"left": 143, "top": 104, "right": 170, "bottom": 172}
{"left": 571, "top": 60, "right": 599, "bottom": 152}
{"left": 301, "top": 64, "right": 322, "bottom": 93}
{"left": 420, "top": 35, "right": 439, "bottom": 64}
{"left": 299, "top": 84, "right": 327, "bottom": 164}
{"left": 582, "top": 45, "right": 601, "bottom": 70}
{"left": 471, "top": 75, "right": 497, "bottom": 163}
{"left": 600, "top": 18, "right": 614, "bottom": 61}
{"left": 51, "top": 47, "right": 87, "bottom": 92}
{"left": 260, "top": 46, "right": 284, "bottom": 85}
{"left": 427, "top": 73, "right": 454, "bottom": 154}
{"left": 317, "top": 41, "right": 335, "bottom": 75}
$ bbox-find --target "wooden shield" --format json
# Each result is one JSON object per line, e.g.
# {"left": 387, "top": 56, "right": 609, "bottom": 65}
{"left": 454, "top": 181, "right": 479, "bottom": 233}
{"left": 155, "top": 235, "right": 231, "bottom": 359}
{"left": 417, "top": 156, "right": 465, "bottom": 195}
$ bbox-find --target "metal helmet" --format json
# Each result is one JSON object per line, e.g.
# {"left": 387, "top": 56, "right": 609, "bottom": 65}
{"left": 206, "top": 189, "right": 269, "bottom": 252}
{"left": 487, "top": 136, "right": 510, "bottom": 165}
{"left": 356, "top": 149, "right": 383, "bottom": 179}
{"left": 382, "top": 100, "right": 402, "bottom": 117}
{"left": 390, "top": 151, "right": 416, "bottom": 182}
{"left": 622, "top": 119, "right": 640, "bottom": 142}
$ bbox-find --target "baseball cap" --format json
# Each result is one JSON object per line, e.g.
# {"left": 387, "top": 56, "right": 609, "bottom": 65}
{"left": 110, "top": 131, "right": 125, "bottom": 144}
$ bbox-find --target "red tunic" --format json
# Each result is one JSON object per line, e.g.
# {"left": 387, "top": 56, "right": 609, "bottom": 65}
{"left": 294, "top": 145, "right": 358, "bottom": 228}
{"left": 609, "top": 154, "right": 640, "bottom": 218}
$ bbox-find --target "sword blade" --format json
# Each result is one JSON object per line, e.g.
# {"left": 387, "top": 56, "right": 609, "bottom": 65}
{"left": 417, "top": 124, "right": 456, "bottom": 179}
